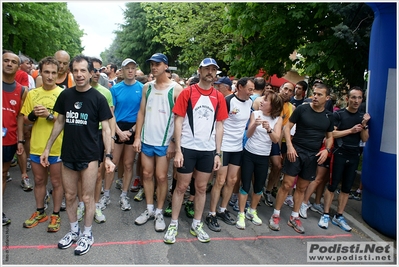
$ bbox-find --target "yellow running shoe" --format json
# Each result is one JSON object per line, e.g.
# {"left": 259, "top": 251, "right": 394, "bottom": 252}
{"left": 23, "top": 211, "right": 48, "bottom": 228}
{"left": 47, "top": 214, "right": 61, "bottom": 232}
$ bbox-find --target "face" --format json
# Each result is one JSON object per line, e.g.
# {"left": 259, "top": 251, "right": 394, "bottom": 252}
{"left": 54, "top": 52, "right": 70, "bottom": 75}
{"left": 91, "top": 61, "right": 102, "bottom": 84}
{"left": 295, "top": 84, "right": 304, "bottom": 97}
{"left": 150, "top": 61, "right": 167, "bottom": 78}
{"left": 71, "top": 60, "right": 91, "bottom": 88}
{"left": 347, "top": 89, "right": 363, "bottom": 110}
{"left": 265, "top": 85, "right": 273, "bottom": 91}
{"left": 259, "top": 95, "right": 272, "bottom": 113}
{"left": 116, "top": 69, "right": 123, "bottom": 79}
{"left": 312, "top": 87, "right": 329, "bottom": 107}
{"left": 147, "top": 73, "right": 154, "bottom": 81}
{"left": 20, "top": 60, "right": 32, "bottom": 74}
{"left": 122, "top": 62, "right": 137, "bottom": 81}
{"left": 106, "top": 64, "right": 112, "bottom": 74}
{"left": 41, "top": 63, "right": 58, "bottom": 88}
{"left": 237, "top": 80, "right": 254, "bottom": 100}
{"left": 279, "top": 83, "right": 294, "bottom": 102}
{"left": 198, "top": 65, "right": 218, "bottom": 83}
{"left": 2, "top": 53, "right": 20, "bottom": 76}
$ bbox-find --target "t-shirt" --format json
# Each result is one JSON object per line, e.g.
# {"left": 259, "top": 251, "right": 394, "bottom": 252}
{"left": 289, "top": 104, "right": 334, "bottom": 153}
{"left": 15, "top": 70, "right": 29, "bottom": 87}
{"left": 221, "top": 93, "right": 252, "bottom": 152}
{"left": 20, "top": 86, "right": 64, "bottom": 156}
{"left": 2, "top": 81, "right": 23, "bottom": 146}
{"left": 53, "top": 87, "right": 113, "bottom": 162}
{"left": 290, "top": 96, "right": 304, "bottom": 107}
{"left": 333, "top": 108, "right": 364, "bottom": 154}
{"left": 141, "top": 81, "right": 176, "bottom": 146}
{"left": 110, "top": 81, "right": 143, "bottom": 123}
{"left": 93, "top": 83, "right": 113, "bottom": 129}
{"left": 173, "top": 84, "right": 228, "bottom": 151}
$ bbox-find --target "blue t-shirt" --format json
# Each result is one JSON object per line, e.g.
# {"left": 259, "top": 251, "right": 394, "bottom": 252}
{"left": 110, "top": 81, "right": 143, "bottom": 123}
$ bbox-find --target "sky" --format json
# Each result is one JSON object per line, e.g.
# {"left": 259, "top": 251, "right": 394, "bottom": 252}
{"left": 67, "top": 1, "right": 128, "bottom": 60}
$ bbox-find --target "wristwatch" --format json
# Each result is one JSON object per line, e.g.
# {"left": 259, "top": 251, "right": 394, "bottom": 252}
{"left": 215, "top": 152, "right": 222, "bottom": 158}
{"left": 105, "top": 154, "right": 113, "bottom": 160}
{"left": 325, "top": 148, "right": 331, "bottom": 153}
{"left": 267, "top": 128, "right": 273, "bottom": 133}
{"left": 46, "top": 113, "right": 54, "bottom": 121}
{"left": 111, "top": 135, "right": 117, "bottom": 141}
{"left": 363, "top": 125, "right": 369, "bottom": 130}
{"left": 129, "top": 128, "right": 134, "bottom": 133}
{"left": 18, "top": 140, "right": 26, "bottom": 144}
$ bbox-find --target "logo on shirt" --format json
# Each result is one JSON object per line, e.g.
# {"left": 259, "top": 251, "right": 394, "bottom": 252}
{"left": 74, "top": 102, "right": 83, "bottom": 109}
{"left": 9, "top": 100, "right": 17, "bottom": 106}
{"left": 231, "top": 107, "right": 240, "bottom": 115}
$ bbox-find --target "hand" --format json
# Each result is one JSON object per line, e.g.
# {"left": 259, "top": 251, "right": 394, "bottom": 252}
{"left": 351, "top": 124, "right": 364, "bottom": 133}
{"left": 34, "top": 105, "right": 50, "bottom": 118}
{"left": 174, "top": 151, "right": 184, "bottom": 168}
{"left": 166, "top": 142, "right": 176, "bottom": 160}
{"left": 40, "top": 149, "right": 50, "bottom": 167}
{"left": 104, "top": 158, "right": 115, "bottom": 173}
{"left": 213, "top": 156, "right": 221, "bottom": 171}
{"left": 316, "top": 149, "right": 329, "bottom": 164}
{"left": 255, "top": 116, "right": 262, "bottom": 126}
{"left": 362, "top": 113, "right": 371, "bottom": 125}
{"left": 286, "top": 145, "right": 298, "bottom": 163}
{"left": 132, "top": 138, "right": 141, "bottom": 153}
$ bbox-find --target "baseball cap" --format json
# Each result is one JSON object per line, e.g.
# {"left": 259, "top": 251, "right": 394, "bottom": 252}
{"left": 199, "top": 58, "right": 219, "bottom": 69}
{"left": 121, "top": 58, "right": 137, "bottom": 67}
{"left": 146, "top": 53, "right": 168, "bottom": 65}
{"left": 214, "top": 76, "right": 232, "bottom": 87}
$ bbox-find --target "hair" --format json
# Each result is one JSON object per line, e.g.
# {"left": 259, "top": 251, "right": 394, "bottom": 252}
{"left": 189, "top": 76, "right": 200, "bottom": 85}
{"left": 38, "top": 56, "right": 60, "bottom": 72}
{"left": 135, "top": 75, "right": 148, "bottom": 84}
{"left": 296, "top": 81, "right": 308, "bottom": 92}
{"left": 263, "top": 89, "right": 284, "bottom": 119}
{"left": 313, "top": 83, "right": 330, "bottom": 96}
{"left": 348, "top": 86, "right": 363, "bottom": 96}
{"left": 236, "top": 77, "right": 254, "bottom": 91}
{"left": 3, "top": 50, "right": 20, "bottom": 65}
{"left": 108, "top": 63, "right": 117, "bottom": 72}
{"left": 69, "top": 55, "right": 93, "bottom": 73}
{"left": 19, "top": 54, "right": 32, "bottom": 64}
{"left": 90, "top": 57, "right": 103, "bottom": 65}
{"left": 254, "top": 77, "right": 266, "bottom": 90}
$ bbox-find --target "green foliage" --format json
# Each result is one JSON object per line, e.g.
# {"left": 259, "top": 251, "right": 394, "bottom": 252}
{"left": 2, "top": 2, "right": 83, "bottom": 61}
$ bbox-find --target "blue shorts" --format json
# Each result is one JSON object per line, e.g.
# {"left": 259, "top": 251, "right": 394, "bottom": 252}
{"left": 2, "top": 144, "right": 17, "bottom": 163}
{"left": 31, "top": 154, "right": 62, "bottom": 165}
{"left": 141, "top": 143, "right": 168, "bottom": 157}
{"left": 270, "top": 142, "right": 281, "bottom": 156}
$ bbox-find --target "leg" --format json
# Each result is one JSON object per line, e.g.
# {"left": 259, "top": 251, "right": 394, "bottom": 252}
{"left": 49, "top": 162, "right": 63, "bottom": 212}
{"left": 220, "top": 165, "right": 240, "bottom": 208}
{"left": 141, "top": 153, "right": 155, "bottom": 206}
{"left": 61, "top": 165, "right": 79, "bottom": 224}
{"left": 121, "top": 145, "right": 136, "bottom": 193}
{"left": 171, "top": 172, "right": 192, "bottom": 221}
{"left": 209, "top": 166, "right": 227, "bottom": 213}
{"left": 80, "top": 161, "right": 99, "bottom": 228}
{"left": 274, "top": 174, "right": 297, "bottom": 210}
{"left": 154, "top": 155, "right": 169, "bottom": 210}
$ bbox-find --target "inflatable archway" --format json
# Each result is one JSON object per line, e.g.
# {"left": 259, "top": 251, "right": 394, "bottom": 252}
{"left": 362, "top": 3, "right": 396, "bottom": 238}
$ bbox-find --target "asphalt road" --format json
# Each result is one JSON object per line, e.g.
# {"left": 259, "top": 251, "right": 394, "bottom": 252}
{"left": 2, "top": 162, "right": 396, "bottom": 265}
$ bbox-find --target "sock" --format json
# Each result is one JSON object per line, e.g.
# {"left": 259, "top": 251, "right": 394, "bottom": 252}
{"left": 52, "top": 211, "right": 60, "bottom": 216}
{"left": 219, "top": 206, "right": 226, "bottom": 213}
{"left": 120, "top": 191, "right": 127, "bottom": 198}
{"left": 171, "top": 219, "right": 178, "bottom": 227}
{"left": 249, "top": 208, "right": 256, "bottom": 213}
{"left": 70, "top": 221, "right": 79, "bottom": 233}
{"left": 273, "top": 209, "right": 280, "bottom": 216}
{"left": 147, "top": 204, "right": 154, "bottom": 213}
{"left": 37, "top": 207, "right": 45, "bottom": 214}
{"left": 291, "top": 211, "right": 299, "bottom": 218}
{"left": 323, "top": 213, "right": 330, "bottom": 217}
{"left": 155, "top": 208, "right": 162, "bottom": 215}
{"left": 104, "top": 190, "right": 110, "bottom": 197}
{"left": 192, "top": 219, "right": 200, "bottom": 228}
{"left": 208, "top": 211, "right": 216, "bottom": 216}
{"left": 83, "top": 225, "right": 92, "bottom": 236}
{"left": 335, "top": 213, "right": 342, "bottom": 218}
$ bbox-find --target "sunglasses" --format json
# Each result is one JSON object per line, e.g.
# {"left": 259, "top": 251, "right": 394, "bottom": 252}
{"left": 93, "top": 68, "right": 101, "bottom": 73}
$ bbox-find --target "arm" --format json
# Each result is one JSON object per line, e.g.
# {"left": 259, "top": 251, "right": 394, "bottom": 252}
{"left": 360, "top": 113, "right": 370, "bottom": 142}
{"left": 173, "top": 115, "right": 184, "bottom": 168}
{"left": 109, "top": 107, "right": 116, "bottom": 152}
{"left": 35, "top": 76, "right": 43, "bottom": 88}
{"left": 252, "top": 97, "right": 261, "bottom": 110}
{"left": 284, "top": 121, "right": 297, "bottom": 162}
{"left": 166, "top": 84, "right": 184, "bottom": 159}
{"left": 132, "top": 84, "right": 148, "bottom": 152}
{"left": 213, "top": 120, "right": 224, "bottom": 171}
{"left": 40, "top": 114, "right": 65, "bottom": 167}
{"left": 266, "top": 117, "right": 282, "bottom": 143}
{"left": 16, "top": 88, "right": 28, "bottom": 155}
{"left": 101, "top": 120, "right": 115, "bottom": 173}
{"left": 316, "top": 131, "right": 333, "bottom": 164}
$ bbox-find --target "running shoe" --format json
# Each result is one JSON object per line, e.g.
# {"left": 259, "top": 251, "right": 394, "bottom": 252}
{"left": 2, "top": 213, "right": 11, "bottom": 226}
{"left": 205, "top": 214, "right": 221, "bottom": 232}
{"left": 263, "top": 192, "right": 273, "bottom": 207}
{"left": 233, "top": 200, "right": 250, "bottom": 212}
{"left": 269, "top": 214, "right": 280, "bottom": 231}
{"left": 58, "top": 230, "right": 80, "bottom": 249}
{"left": 245, "top": 209, "right": 262, "bottom": 226}
{"left": 184, "top": 200, "right": 194, "bottom": 218}
{"left": 74, "top": 233, "right": 94, "bottom": 256}
{"left": 94, "top": 204, "right": 106, "bottom": 223}
{"left": 6, "top": 172, "right": 12, "bottom": 183}
{"left": 216, "top": 210, "right": 236, "bottom": 225}
{"left": 77, "top": 203, "right": 85, "bottom": 222}
{"left": 135, "top": 209, "right": 154, "bottom": 225}
{"left": 236, "top": 212, "right": 246, "bottom": 230}
{"left": 228, "top": 194, "right": 238, "bottom": 207}
{"left": 23, "top": 211, "right": 48, "bottom": 228}
{"left": 163, "top": 224, "right": 178, "bottom": 244}
{"left": 60, "top": 196, "right": 66, "bottom": 211}
{"left": 115, "top": 178, "right": 123, "bottom": 190}
{"left": 134, "top": 188, "right": 145, "bottom": 202}
{"left": 26, "top": 158, "right": 31, "bottom": 172}
{"left": 164, "top": 202, "right": 172, "bottom": 217}
{"left": 119, "top": 195, "right": 131, "bottom": 211}
{"left": 318, "top": 215, "right": 330, "bottom": 229}
{"left": 283, "top": 196, "right": 294, "bottom": 208}
{"left": 154, "top": 213, "right": 166, "bottom": 232}
{"left": 288, "top": 216, "right": 305, "bottom": 234}
{"left": 99, "top": 195, "right": 111, "bottom": 210}
{"left": 299, "top": 202, "right": 309, "bottom": 219}
{"left": 130, "top": 177, "right": 141, "bottom": 192}
{"left": 349, "top": 191, "right": 362, "bottom": 201}
{"left": 47, "top": 214, "right": 61, "bottom": 232}
{"left": 20, "top": 176, "right": 33, "bottom": 191}
{"left": 331, "top": 215, "right": 352, "bottom": 232}
{"left": 310, "top": 203, "right": 324, "bottom": 215}
{"left": 190, "top": 222, "right": 210, "bottom": 243}
{"left": 10, "top": 155, "right": 17, "bottom": 167}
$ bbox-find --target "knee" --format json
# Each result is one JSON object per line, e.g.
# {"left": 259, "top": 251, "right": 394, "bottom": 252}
{"left": 156, "top": 175, "right": 167, "bottom": 185}
{"left": 195, "top": 183, "right": 206, "bottom": 195}
{"left": 226, "top": 176, "right": 237, "bottom": 187}
{"left": 214, "top": 176, "right": 226, "bottom": 188}
{"left": 281, "top": 179, "right": 293, "bottom": 191}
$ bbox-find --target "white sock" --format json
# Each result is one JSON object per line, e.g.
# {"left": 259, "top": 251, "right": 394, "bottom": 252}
{"left": 171, "top": 219, "right": 178, "bottom": 228}
{"left": 273, "top": 209, "right": 280, "bottom": 216}
{"left": 147, "top": 204, "right": 154, "bottom": 213}
{"left": 219, "top": 206, "right": 226, "bottom": 213}
{"left": 155, "top": 208, "right": 162, "bottom": 215}
{"left": 291, "top": 211, "right": 299, "bottom": 218}
{"left": 83, "top": 225, "right": 92, "bottom": 236}
{"left": 70, "top": 221, "right": 79, "bottom": 233}
{"left": 192, "top": 219, "right": 201, "bottom": 228}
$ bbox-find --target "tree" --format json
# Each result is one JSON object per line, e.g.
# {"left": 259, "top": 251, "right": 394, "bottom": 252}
{"left": 223, "top": 3, "right": 373, "bottom": 88}
{"left": 3, "top": 2, "right": 84, "bottom": 61}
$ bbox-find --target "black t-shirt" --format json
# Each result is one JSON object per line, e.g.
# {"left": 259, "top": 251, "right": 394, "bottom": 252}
{"left": 290, "top": 96, "right": 304, "bottom": 107}
{"left": 290, "top": 104, "right": 334, "bottom": 153}
{"left": 333, "top": 108, "right": 364, "bottom": 154}
{"left": 54, "top": 87, "right": 113, "bottom": 162}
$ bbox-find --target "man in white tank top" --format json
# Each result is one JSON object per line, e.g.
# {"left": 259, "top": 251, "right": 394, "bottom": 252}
{"left": 133, "top": 53, "right": 183, "bottom": 232}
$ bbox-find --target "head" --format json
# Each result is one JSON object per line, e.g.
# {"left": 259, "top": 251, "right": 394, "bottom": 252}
{"left": 165, "top": 69, "right": 172, "bottom": 79}
{"left": 106, "top": 63, "right": 117, "bottom": 75}
{"left": 147, "top": 53, "right": 169, "bottom": 78}
{"left": 172, "top": 73, "right": 180, "bottom": 83}
{"left": 187, "top": 75, "right": 200, "bottom": 86}
{"left": 90, "top": 57, "right": 103, "bottom": 84}
{"left": 279, "top": 82, "right": 295, "bottom": 102}
{"left": 147, "top": 73, "right": 154, "bottom": 81}
{"left": 260, "top": 89, "right": 284, "bottom": 119}
{"left": 54, "top": 50, "right": 71, "bottom": 75}
{"left": 2, "top": 50, "right": 20, "bottom": 78}
{"left": 38, "top": 56, "right": 59, "bottom": 88}
{"left": 235, "top": 77, "right": 254, "bottom": 101}
{"left": 135, "top": 69, "right": 145, "bottom": 77}
{"left": 254, "top": 77, "right": 266, "bottom": 92}
{"left": 295, "top": 81, "right": 308, "bottom": 98}
{"left": 116, "top": 69, "right": 123, "bottom": 80}
{"left": 346, "top": 86, "right": 363, "bottom": 111}
{"left": 312, "top": 83, "right": 330, "bottom": 108}
{"left": 19, "top": 55, "right": 33, "bottom": 74}
{"left": 264, "top": 82, "right": 273, "bottom": 91}
{"left": 69, "top": 55, "right": 93, "bottom": 89}
{"left": 198, "top": 58, "right": 219, "bottom": 84}
{"left": 135, "top": 75, "right": 148, "bottom": 84}
{"left": 214, "top": 76, "right": 232, "bottom": 97}
{"left": 121, "top": 58, "right": 137, "bottom": 82}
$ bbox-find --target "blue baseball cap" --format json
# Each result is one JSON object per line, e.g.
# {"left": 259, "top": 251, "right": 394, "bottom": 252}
{"left": 146, "top": 53, "right": 168, "bottom": 65}
{"left": 214, "top": 77, "right": 232, "bottom": 87}
{"left": 199, "top": 58, "right": 219, "bottom": 69}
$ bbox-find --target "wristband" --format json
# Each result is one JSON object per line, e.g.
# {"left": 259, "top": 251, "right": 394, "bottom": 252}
{"left": 18, "top": 140, "right": 26, "bottom": 144}
{"left": 215, "top": 152, "right": 222, "bottom": 158}
{"left": 28, "top": 111, "right": 38, "bottom": 122}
